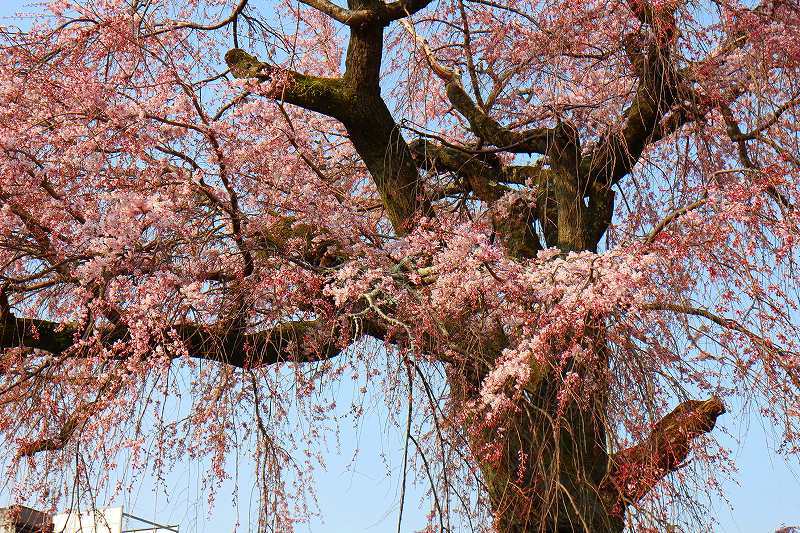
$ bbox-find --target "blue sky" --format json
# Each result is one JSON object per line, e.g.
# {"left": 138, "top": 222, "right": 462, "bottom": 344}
{"left": 0, "top": 1, "right": 799, "bottom": 532}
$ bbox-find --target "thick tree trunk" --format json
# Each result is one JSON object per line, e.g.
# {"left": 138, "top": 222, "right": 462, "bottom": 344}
{"left": 452, "top": 384, "right": 623, "bottom": 532}
{"left": 448, "top": 331, "right": 623, "bottom": 533}
{"left": 473, "top": 396, "right": 622, "bottom": 533}
{"left": 449, "top": 349, "right": 726, "bottom": 532}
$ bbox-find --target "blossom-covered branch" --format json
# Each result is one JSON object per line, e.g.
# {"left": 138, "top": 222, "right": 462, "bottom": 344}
{"left": 0, "top": 313, "right": 377, "bottom": 369}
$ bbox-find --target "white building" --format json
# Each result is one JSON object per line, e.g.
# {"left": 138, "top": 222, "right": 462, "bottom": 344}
{"left": 0, "top": 507, "right": 176, "bottom": 533}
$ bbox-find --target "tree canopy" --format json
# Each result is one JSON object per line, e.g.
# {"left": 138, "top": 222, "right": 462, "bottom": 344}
{"left": 0, "top": 0, "right": 799, "bottom": 531}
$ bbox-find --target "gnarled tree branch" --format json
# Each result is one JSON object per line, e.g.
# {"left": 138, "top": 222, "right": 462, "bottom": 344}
{"left": 0, "top": 313, "right": 376, "bottom": 370}
{"left": 225, "top": 49, "right": 351, "bottom": 118}
{"left": 402, "top": 20, "right": 555, "bottom": 154}
{"left": 226, "top": 42, "right": 429, "bottom": 234}
{"left": 604, "top": 396, "right": 725, "bottom": 509}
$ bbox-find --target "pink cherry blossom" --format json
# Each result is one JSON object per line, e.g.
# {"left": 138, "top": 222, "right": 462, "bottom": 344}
{"left": 0, "top": 0, "right": 799, "bottom": 531}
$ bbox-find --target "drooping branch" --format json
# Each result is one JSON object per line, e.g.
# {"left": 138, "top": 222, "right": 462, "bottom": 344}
{"left": 719, "top": 103, "right": 795, "bottom": 209}
{"left": 0, "top": 314, "right": 370, "bottom": 459}
{"left": 0, "top": 288, "right": 411, "bottom": 458}
{"left": 604, "top": 396, "right": 725, "bottom": 508}
{"left": 18, "top": 410, "right": 81, "bottom": 457}
{"left": 644, "top": 194, "right": 708, "bottom": 244}
{"left": 17, "top": 373, "right": 126, "bottom": 457}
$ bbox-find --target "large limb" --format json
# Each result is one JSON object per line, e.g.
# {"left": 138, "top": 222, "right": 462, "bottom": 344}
{"left": 163, "top": 0, "right": 435, "bottom": 33}
{"left": 586, "top": 0, "right": 783, "bottom": 188}
{"left": 583, "top": 0, "right": 683, "bottom": 187}
{"left": 408, "top": 139, "right": 550, "bottom": 255}
{"left": 603, "top": 397, "right": 725, "bottom": 510}
{"left": 403, "top": 24, "right": 590, "bottom": 251}
{"left": 581, "top": 0, "right": 789, "bottom": 251}
{"left": 443, "top": 79, "right": 555, "bottom": 154}
{"left": 577, "top": 0, "right": 696, "bottom": 252}
{"left": 226, "top": 4, "right": 430, "bottom": 235}
{"left": 296, "top": 0, "right": 434, "bottom": 26}
{"left": 0, "top": 313, "right": 378, "bottom": 370}
{"left": 402, "top": 21, "right": 555, "bottom": 154}
{"left": 224, "top": 49, "right": 352, "bottom": 117}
